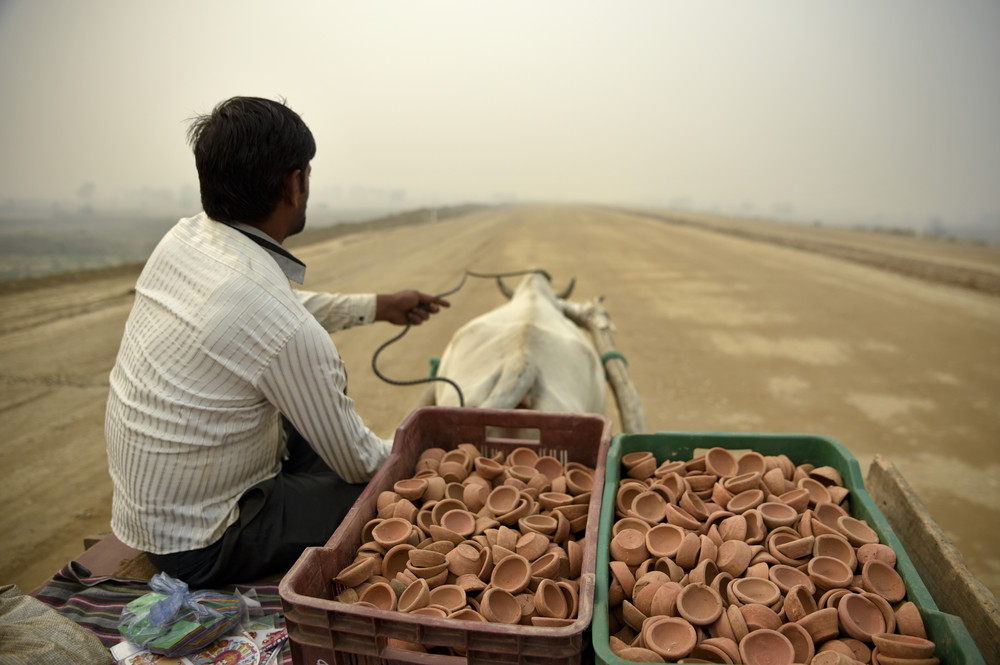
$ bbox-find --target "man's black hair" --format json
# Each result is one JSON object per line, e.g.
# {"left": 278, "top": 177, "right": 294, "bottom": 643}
{"left": 187, "top": 97, "right": 316, "bottom": 224}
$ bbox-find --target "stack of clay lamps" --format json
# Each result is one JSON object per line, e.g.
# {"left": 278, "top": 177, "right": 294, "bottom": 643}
{"left": 606, "top": 447, "right": 939, "bottom": 665}
{"left": 332, "top": 442, "right": 595, "bottom": 648}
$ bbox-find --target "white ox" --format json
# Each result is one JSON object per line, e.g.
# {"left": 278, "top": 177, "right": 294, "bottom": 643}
{"left": 432, "top": 272, "right": 607, "bottom": 413}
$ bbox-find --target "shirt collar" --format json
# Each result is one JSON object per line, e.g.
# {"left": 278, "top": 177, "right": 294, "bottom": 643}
{"left": 227, "top": 222, "right": 307, "bottom": 284}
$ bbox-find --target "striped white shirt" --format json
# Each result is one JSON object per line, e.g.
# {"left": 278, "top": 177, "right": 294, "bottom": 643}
{"left": 106, "top": 213, "right": 392, "bottom": 554}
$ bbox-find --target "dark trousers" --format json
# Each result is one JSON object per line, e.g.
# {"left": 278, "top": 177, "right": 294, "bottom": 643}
{"left": 147, "top": 425, "right": 366, "bottom": 588}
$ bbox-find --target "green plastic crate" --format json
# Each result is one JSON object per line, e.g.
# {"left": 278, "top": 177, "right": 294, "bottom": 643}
{"left": 592, "top": 431, "right": 984, "bottom": 665}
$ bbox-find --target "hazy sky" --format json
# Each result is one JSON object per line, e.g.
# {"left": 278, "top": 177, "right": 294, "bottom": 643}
{"left": 1, "top": 0, "right": 998, "bottom": 223}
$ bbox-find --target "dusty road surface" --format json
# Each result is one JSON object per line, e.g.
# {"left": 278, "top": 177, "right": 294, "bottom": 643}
{"left": 2, "top": 204, "right": 999, "bottom": 603}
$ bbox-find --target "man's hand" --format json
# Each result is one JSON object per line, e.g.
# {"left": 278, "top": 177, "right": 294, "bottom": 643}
{"left": 375, "top": 290, "right": 451, "bottom": 326}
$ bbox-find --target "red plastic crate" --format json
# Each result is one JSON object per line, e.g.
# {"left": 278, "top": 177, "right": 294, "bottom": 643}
{"left": 279, "top": 406, "right": 613, "bottom": 665}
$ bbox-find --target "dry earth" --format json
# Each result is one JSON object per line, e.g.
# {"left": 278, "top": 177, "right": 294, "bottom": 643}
{"left": 2, "top": 204, "right": 999, "bottom": 603}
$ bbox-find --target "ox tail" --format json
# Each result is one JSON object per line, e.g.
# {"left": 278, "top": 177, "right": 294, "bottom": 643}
{"left": 480, "top": 358, "right": 540, "bottom": 410}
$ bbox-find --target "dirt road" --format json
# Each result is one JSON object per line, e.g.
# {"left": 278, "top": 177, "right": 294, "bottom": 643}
{"left": 2, "top": 204, "right": 999, "bottom": 601}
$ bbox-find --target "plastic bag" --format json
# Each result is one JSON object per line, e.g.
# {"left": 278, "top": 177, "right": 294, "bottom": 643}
{"left": 117, "top": 572, "right": 249, "bottom": 657}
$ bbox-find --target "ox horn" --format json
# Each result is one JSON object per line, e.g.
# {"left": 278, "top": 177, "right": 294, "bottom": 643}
{"left": 556, "top": 277, "right": 576, "bottom": 299}
{"left": 496, "top": 276, "right": 514, "bottom": 299}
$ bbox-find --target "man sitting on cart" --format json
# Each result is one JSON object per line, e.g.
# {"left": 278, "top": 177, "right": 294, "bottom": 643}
{"left": 104, "top": 96, "right": 448, "bottom": 587}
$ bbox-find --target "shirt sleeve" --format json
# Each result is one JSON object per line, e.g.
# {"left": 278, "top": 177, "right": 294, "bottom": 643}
{"left": 294, "top": 291, "right": 377, "bottom": 332}
{"left": 254, "top": 318, "right": 392, "bottom": 483}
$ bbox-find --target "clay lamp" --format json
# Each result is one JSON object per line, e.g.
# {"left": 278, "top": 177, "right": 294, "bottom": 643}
{"left": 608, "top": 561, "right": 636, "bottom": 599}
{"left": 718, "top": 514, "right": 749, "bottom": 542}
{"left": 448, "top": 608, "right": 486, "bottom": 622}
{"left": 428, "top": 583, "right": 466, "bottom": 613}
{"left": 358, "top": 582, "right": 397, "bottom": 612}
{"left": 858, "top": 542, "right": 897, "bottom": 568}
{"left": 685, "top": 473, "right": 719, "bottom": 496}
{"left": 738, "top": 628, "right": 796, "bottom": 665}
{"left": 618, "top": 599, "right": 647, "bottom": 632}
{"left": 613, "top": 646, "right": 665, "bottom": 663}
{"left": 818, "top": 587, "right": 852, "bottom": 610}
{"left": 529, "top": 550, "right": 562, "bottom": 578}
{"left": 739, "top": 602, "right": 782, "bottom": 632}
{"left": 623, "top": 451, "right": 658, "bottom": 480}
{"left": 654, "top": 473, "right": 688, "bottom": 503}
{"left": 861, "top": 592, "right": 897, "bottom": 635}
{"left": 507, "top": 464, "right": 540, "bottom": 485}
{"left": 334, "top": 556, "right": 380, "bottom": 589}
{"left": 743, "top": 509, "right": 766, "bottom": 545}
{"left": 515, "top": 531, "right": 550, "bottom": 562}
{"left": 679, "top": 490, "right": 711, "bottom": 522}
{"left": 566, "top": 539, "right": 583, "bottom": 579}
{"left": 730, "top": 577, "right": 781, "bottom": 608}
{"left": 687, "top": 558, "right": 720, "bottom": 586}
{"left": 438, "top": 460, "right": 469, "bottom": 484}
{"left": 758, "top": 501, "right": 800, "bottom": 530}
{"left": 797, "top": 477, "right": 832, "bottom": 506}
{"left": 711, "top": 483, "right": 735, "bottom": 509}
{"left": 778, "top": 621, "right": 816, "bottom": 665}
{"left": 507, "top": 446, "right": 539, "bottom": 467}
{"left": 557, "top": 579, "right": 579, "bottom": 619}
{"left": 630, "top": 491, "right": 668, "bottom": 524}
{"left": 664, "top": 504, "right": 702, "bottom": 530}
{"left": 812, "top": 501, "right": 849, "bottom": 531}
{"left": 808, "top": 555, "right": 854, "bottom": 590}
{"left": 642, "top": 616, "right": 697, "bottom": 661}
{"left": 411, "top": 606, "right": 448, "bottom": 619}
{"left": 722, "top": 471, "right": 762, "bottom": 495}
{"left": 393, "top": 478, "right": 428, "bottom": 502}
{"left": 565, "top": 468, "right": 594, "bottom": 495}
{"left": 778, "top": 487, "right": 811, "bottom": 513}
{"left": 427, "top": 524, "right": 465, "bottom": 547}
{"left": 485, "top": 485, "right": 520, "bottom": 516}
{"left": 643, "top": 581, "right": 680, "bottom": 617}
{"left": 455, "top": 573, "right": 487, "bottom": 594}
{"left": 725, "top": 604, "right": 750, "bottom": 643}
{"left": 736, "top": 451, "right": 766, "bottom": 475}
{"left": 726, "top": 487, "right": 765, "bottom": 514}
{"left": 471, "top": 455, "right": 502, "bottom": 480}
{"left": 861, "top": 559, "right": 906, "bottom": 603}
{"left": 462, "top": 484, "right": 489, "bottom": 514}
{"left": 769, "top": 563, "right": 816, "bottom": 595}
{"left": 479, "top": 587, "right": 522, "bottom": 624}
{"left": 837, "top": 515, "right": 880, "bottom": 547}
{"left": 872, "top": 632, "right": 937, "bottom": 660}
{"left": 809, "top": 465, "right": 843, "bottom": 486}
{"left": 674, "top": 531, "right": 703, "bottom": 569}
{"left": 613, "top": 516, "right": 651, "bottom": 537}
{"left": 774, "top": 534, "right": 815, "bottom": 564}
{"left": 445, "top": 543, "right": 483, "bottom": 577}
{"left": 529, "top": 455, "right": 562, "bottom": 481}
{"left": 490, "top": 553, "right": 531, "bottom": 594}
{"left": 894, "top": 601, "right": 928, "bottom": 638}
{"left": 813, "top": 533, "right": 858, "bottom": 571}
{"left": 519, "top": 514, "right": 558, "bottom": 537}
{"left": 405, "top": 557, "right": 448, "bottom": 582}
{"left": 796, "top": 606, "right": 840, "bottom": 644}
{"left": 397, "top": 578, "right": 431, "bottom": 613}
{"left": 539, "top": 491, "right": 574, "bottom": 511}
{"left": 675, "top": 583, "right": 724, "bottom": 626}
{"left": 408, "top": 548, "right": 446, "bottom": 570}
{"left": 531, "top": 578, "right": 569, "bottom": 619}
{"left": 495, "top": 497, "right": 533, "bottom": 526}
{"left": 610, "top": 528, "right": 649, "bottom": 566}
{"left": 705, "top": 446, "right": 739, "bottom": 478}
{"left": 429, "top": 498, "right": 466, "bottom": 524}
{"left": 553, "top": 502, "right": 589, "bottom": 522}
{"left": 371, "top": 517, "right": 414, "bottom": 549}
{"left": 838, "top": 592, "right": 887, "bottom": 641}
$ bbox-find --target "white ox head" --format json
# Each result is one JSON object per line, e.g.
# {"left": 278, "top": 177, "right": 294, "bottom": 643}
{"left": 433, "top": 271, "right": 607, "bottom": 414}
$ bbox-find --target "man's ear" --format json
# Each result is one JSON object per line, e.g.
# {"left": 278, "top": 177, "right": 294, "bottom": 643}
{"left": 283, "top": 169, "right": 303, "bottom": 206}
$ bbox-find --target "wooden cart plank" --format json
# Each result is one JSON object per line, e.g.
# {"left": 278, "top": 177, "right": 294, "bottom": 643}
{"left": 866, "top": 455, "right": 1000, "bottom": 663}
